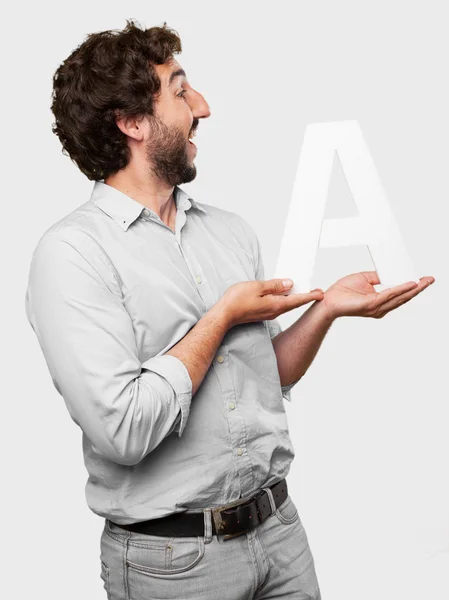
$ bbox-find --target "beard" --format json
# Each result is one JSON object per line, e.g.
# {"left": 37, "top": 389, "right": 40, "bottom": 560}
{"left": 145, "top": 116, "right": 197, "bottom": 187}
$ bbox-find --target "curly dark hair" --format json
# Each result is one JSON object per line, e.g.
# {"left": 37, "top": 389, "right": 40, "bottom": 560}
{"left": 50, "top": 19, "right": 182, "bottom": 181}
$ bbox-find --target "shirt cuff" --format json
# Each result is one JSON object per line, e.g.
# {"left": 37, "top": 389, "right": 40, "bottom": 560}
{"left": 141, "top": 354, "right": 193, "bottom": 437}
{"left": 280, "top": 379, "right": 300, "bottom": 402}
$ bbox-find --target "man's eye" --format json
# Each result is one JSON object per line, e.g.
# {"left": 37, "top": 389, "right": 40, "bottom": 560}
{"left": 177, "top": 89, "right": 187, "bottom": 99}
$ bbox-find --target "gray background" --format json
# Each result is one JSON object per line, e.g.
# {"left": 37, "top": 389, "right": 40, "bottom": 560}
{"left": 3, "top": 1, "right": 447, "bottom": 598}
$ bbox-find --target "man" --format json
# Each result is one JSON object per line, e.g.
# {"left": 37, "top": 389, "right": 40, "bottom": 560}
{"left": 25, "top": 19, "right": 434, "bottom": 600}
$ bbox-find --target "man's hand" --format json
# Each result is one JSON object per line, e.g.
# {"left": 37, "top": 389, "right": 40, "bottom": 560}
{"left": 321, "top": 271, "right": 435, "bottom": 320}
{"left": 219, "top": 279, "right": 324, "bottom": 328}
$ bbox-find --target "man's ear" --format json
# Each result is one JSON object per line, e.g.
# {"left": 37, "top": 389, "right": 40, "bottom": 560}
{"left": 114, "top": 110, "right": 145, "bottom": 141}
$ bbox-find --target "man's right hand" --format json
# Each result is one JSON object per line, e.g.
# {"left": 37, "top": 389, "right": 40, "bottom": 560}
{"left": 219, "top": 279, "right": 325, "bottom": 328}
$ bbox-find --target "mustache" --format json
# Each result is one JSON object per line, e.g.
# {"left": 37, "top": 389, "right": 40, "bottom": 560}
{"left": 190, "top": 118, "right": 200, "bottom": 136}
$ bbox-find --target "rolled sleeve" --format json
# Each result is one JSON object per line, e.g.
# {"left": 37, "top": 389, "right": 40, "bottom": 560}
{"left": 279, "top": 380, "right": 298, "bottom": 403}
{"left": 141, "top": 354, "right": 192, "bottom": 437}
{"left": 25, "top": 233, "right": 192, "bottom": 466}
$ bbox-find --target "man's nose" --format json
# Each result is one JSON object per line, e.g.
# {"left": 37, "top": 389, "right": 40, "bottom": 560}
{"left": 191, "top": 91, "right": 211, "bottom": 119}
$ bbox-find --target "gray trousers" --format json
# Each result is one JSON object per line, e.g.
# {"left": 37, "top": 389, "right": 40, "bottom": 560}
{"left": 100, "top": 488, "right": 322, "bottom": 599}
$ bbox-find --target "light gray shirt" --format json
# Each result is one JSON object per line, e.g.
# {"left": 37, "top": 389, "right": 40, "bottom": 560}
{"left": 25, "top": 181, "right": 300, "bottom": 524}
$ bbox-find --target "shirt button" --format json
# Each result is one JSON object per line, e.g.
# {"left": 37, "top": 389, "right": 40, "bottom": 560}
{"left": 217, "top": 355, "right": 224, "bottom": 363}
{"left": 229, "top": 402, "right": 235, "bottom": 410}
{"left": 143, "top": 209, "right": 150, "bottom": 216}
{"left": 195, "top": 275, "right": 202, "bottom": 284}
{"left": 237, "top": 448, "right": 243, "bottom": 456}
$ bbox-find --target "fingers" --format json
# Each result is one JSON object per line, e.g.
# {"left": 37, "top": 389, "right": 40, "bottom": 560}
{"left": 375, "top": 280, "right": 420, "bottom": 305}
{"left": 285, "top": 290, "right": 325, "bottom": 308}
{"left": 262, "top": 278, "right": 295, "bottom": 294}
{"left": 263, "top": 278, "right": 323, "bottom": 297}
{"left": 360, "top": 271, "right": 381, "bottom": 286}
{"left": 374, "top": 276, "right": 435, "bottom": 306}
{"left": 372, "top": 276, "right": 435, "bottom": 317}
{"left": 262, "top": 279, "right": 324, "bottom": 308}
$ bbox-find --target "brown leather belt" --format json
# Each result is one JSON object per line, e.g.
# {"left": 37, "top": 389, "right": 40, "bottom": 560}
{"left": 111, "top": 478, "right": 288, "bottom": 540}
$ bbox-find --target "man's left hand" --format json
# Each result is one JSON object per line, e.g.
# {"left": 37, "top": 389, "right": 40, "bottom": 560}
{"left": 321, "top": 271, "right": 435, "bottom": 319}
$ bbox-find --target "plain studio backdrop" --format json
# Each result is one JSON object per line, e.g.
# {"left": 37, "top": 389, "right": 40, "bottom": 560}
{"left": 2, "top": 2, "right": 447, "bottom": 599}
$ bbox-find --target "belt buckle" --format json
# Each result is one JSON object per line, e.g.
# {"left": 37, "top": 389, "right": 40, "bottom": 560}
{"left": 211, "top": 496, "right": 256, "bottom": 540}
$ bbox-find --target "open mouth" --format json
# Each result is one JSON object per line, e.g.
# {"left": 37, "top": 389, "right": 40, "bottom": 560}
{"left": 188, "top": 129, "right": 197, "bottom": 149}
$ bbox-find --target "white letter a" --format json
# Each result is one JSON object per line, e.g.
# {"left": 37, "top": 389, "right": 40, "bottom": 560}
{"left": 275, "top": 120, "right": 418, "bottom": 293}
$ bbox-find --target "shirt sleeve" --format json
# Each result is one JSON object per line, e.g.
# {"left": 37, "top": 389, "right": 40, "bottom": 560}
{"left": 242, "top": 220, "right": 301, "bottom": 402}
{"left": 25, "top": 234, "right": 193, "bottom": 466}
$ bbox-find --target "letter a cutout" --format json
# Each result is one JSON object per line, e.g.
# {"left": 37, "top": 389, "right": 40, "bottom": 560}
{"left": 275, "top": 120, "right": 419, "bottom": 293}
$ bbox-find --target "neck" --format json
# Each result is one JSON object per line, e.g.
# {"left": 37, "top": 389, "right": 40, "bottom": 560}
{"left": 104, "top": 171, "right": 176, "bottom": 222}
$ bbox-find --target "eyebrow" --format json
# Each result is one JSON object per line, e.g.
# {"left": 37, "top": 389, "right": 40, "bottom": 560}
{"left": 168, "top": 68, "right": 187, "bottom": 88}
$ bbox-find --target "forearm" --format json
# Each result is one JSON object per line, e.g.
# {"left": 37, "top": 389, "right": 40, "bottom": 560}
{"left": 271, "top": 299, "right": 336, "bottom": 387}
{"left": 166, "top": 300, "right": 231, "bottom": 395}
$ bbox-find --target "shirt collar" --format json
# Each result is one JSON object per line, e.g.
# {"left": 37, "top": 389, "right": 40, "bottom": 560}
{"left": 89, "top": 180, "right": 207, "bottom": 232}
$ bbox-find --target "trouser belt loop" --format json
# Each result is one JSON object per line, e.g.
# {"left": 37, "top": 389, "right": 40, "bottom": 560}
{"left": 261, "top": 486, "right": 277, "bottom": 516}
{"left": 203, "top": 508, "right": 213, "bottom": 544}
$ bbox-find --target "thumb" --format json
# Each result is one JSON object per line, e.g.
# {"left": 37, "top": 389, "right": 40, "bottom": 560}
{"left": 263, "top": 278, "right": 294, "bottom": 294}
